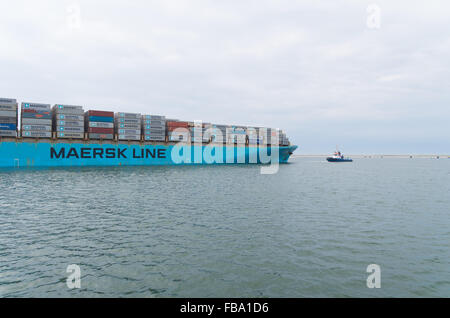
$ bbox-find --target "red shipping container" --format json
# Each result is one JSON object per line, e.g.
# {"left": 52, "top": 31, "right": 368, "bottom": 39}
{"left": 168, "top": 127, "right": 189, "bottom": 132}
{"left": 88, "top": 127, "right": 114, "bottom": 133}
{"left": 167, "top": 121, "right": 189, "bottom": 127}
{"left": 87, "top": 110, "right": 114, "bottom": 117}
{"left": 23, "top": 109, "right": 50, "bottom": 115}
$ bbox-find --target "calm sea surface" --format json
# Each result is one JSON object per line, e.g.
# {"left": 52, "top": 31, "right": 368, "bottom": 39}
{"left": 0, "top": 157, "right": 449, "bottom": 297}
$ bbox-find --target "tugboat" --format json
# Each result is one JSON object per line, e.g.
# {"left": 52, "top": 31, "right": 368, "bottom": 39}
{"left": 326, "top": 149, "right": 353, "bottom": 162}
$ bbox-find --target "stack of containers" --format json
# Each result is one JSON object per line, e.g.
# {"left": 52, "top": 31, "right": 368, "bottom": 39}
{"left": 227, "top": 126, "right": 246, "bottom": 144}
{"left": 21, "top": 102, "right": 52, "bottom": 138}
{"left": 202, "top": 123, "right": 212, "bottom": 143}
{"left": 142, "top": 115, "right": 166, "bottom": 142}
{"left": 211, "top": 124, "right": 228, "bottom": 143}
{"left": 167, "top": 120, "right": 189, "bottom": 142}
{"left": 279, "top": 131, "right": 290, "bottom": 145}
{"left": 247, "top": 127, "right": 263, "bottom": 145}
{"left": 115, "top": 112, "right": 141, "bottom": 141}
{"left": 264, "top": 128, "right": 279, "bottom": 145}
{"left": 53, "top": 104, "right": 85, "bottom": 139}
{"left": 85, "top": 110, "right": 114, "bottom": 140}
{"left": 260, "top": 127, "right": 269, "bottom": 145}
{"left": 0, "top": 98, "right": 18, "bottom": 137}
{"left": 190, "top": 122, "right": 203, "bottom": 143}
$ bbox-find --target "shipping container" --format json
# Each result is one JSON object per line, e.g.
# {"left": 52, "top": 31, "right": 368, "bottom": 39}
{"left": 169, "top": 135, "right": 189, "bottom": 142}
{"left": 0, "top": 117, "right": 18, "bottom": 123}
{"left": 167, "top": 121, "right": 188, "bottom": 127}
{"left": 117, "top": 118, "right": 140, "bottom": 124}
{"left": 53, "top": 108, "right": 84, "bottom": 115}
{"left": 22, "top": 102, "right": 51, "bottom": 111}
{"left": 55, "top": 114, "right": 84, "bottom": 121}
{"left": 23, "top": 108, "right": 51, "bottom": 114}
{"left": 53, "top": 104, "right": 84, "bottom": 111}
{"left": 56, "top": 120, "right": 84, "bottom": 127}
{"left": 0, "top": 104, "right": 17, "bottom": 111}
{"left": 0, "top": 123, "right": 16, "bottom": 130}
{"left": 0, "top": 98, "right": 17, "bottom": 104}
{"left": 168, "top": 128, "right": 189, "bottom": 134}
{"left": 22, "top": 125, "right": 52, "bottom": 131}
{"left": 144, "top": 128, "right": 166, "bottom": 135}
{"left": 88, "top": 133, "right": 114, "bottom": 140}
{"left": 142, "top": 123, "right": 165, "bottom": 130}
{"left": 22, "top": 131, "right": 52, "bottom": 138}
{"left": 118, "top": 123, "right": 140, "bottom": 129}
{"left": 89, "top": 122, "right": 114, "bottom": 128}
{"left": 22, "top": 112, "right": 52, "bottom": 119}
{"left": 56, "top": 126, "right": 84, "bottom": 132}
{"left": 142, "top": 119, "right": 166, "bottom": 126}
{"left": 116, "top": 112, "right": 141, "bottom": 119}
{"left": 0, "top": 111, "right": 17, "bottom": 117}
{"left": 143, "top": 128, "right": 165, "bottom": 134}
{"left": 143, "top": 133, "right": 165, "bottom": 138}
{"left": 21, "top": 118, "right": 52, "bottom": 125}
{"left": 0, "top": 130, "right": 17, "bottom": 137}
{"left": 88, "top": 127, "right": 114, "bottom": 134}
{"left": 118, "top": 134, "right": 140, "bottom": 141}
{"left": 211, "top": 138, "right": 225, "bottom": 143}
{"left": 118, "top": 129, "right": 141, "bottom": 135}
{"left": 87, "top": 110, "right": 114, "bottom": 117}
{"left": 142, "top": 115, "right": 165, "bottom": 120}
{"left": 144, "top": 131, "right": 165, "bottom": 136}
{"left": 227, "top": 134, "right": 246, "bottom": 144}
{"left": 88, "top": 116, "right": 114, "bottom": 123}
{"left": 56, "top": 132, "right": 84, "bottom": 139}
{"left": 144, "top": 135, "right": 165, "bottom": 141}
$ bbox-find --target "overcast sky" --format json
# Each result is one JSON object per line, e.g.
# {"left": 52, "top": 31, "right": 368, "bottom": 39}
{"left": 1, "top": 1, "right": 449, "bottom": 153}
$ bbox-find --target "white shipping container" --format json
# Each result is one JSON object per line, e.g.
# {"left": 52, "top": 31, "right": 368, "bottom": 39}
{"left": 144, "top": 135, "right": 165, "bottom": 141}
{"left": 22, "top": 131, "right": 52, "bottom": 138}
{"left": 0, "top": 110, "right": 17, "bottom": 117}
{"left": 22, "top": 125, "right": 52, "bottom": 131}
{"left": 118, "top": 134, "right": 141, "bottom": 141}
{"left": 0, "top": 98, "right": 17, "bottom": 104}
{"left": 0, "top": 104, "right": 18, "bottom": 111}
{"left": 89, "top": 122, "right": 114, "bottom": 128}
{"left": 117, "top": 112, "right": 141, "bottom": 119}
{"left": 22, "top": 102, "right": 51, "bottom": 111}
{"left": 57, "top": 132, "right": 84, "bottom": 139}
{"left": 0, "top": 130, "right": 17, "bottom": 137}
{"left": 21, "top": 118, "right": 52, "bottom": 125}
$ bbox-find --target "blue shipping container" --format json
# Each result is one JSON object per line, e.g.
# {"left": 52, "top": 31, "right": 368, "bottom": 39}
{"left": 89, "top": 116, "right": 114, "bottom": 123}
{"left": 0, "top": 123, "right": 16, "bottom": 130}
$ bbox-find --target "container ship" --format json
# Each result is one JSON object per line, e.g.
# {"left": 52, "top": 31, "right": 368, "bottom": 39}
{"left": 0, "top": 98, "right": 297, "bottom": 168}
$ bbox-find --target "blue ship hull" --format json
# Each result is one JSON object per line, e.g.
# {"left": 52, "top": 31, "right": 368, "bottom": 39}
{"left": 0, "top": 139, "right": 297, "bottom": 168}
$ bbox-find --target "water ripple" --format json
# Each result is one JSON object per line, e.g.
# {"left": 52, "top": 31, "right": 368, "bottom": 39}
{"left": 0, "top": 159, "right": 449, "bottom": 297}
